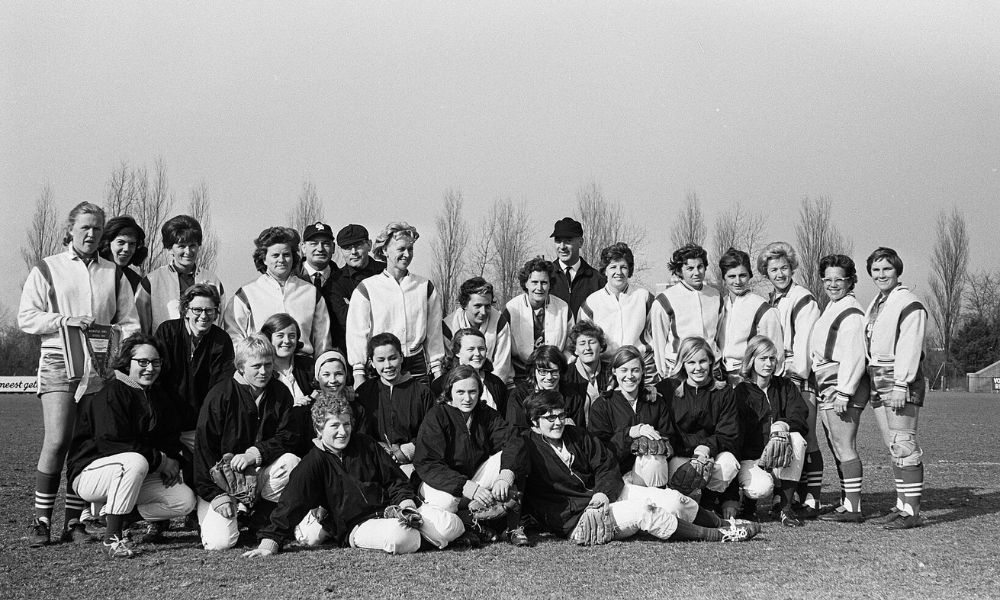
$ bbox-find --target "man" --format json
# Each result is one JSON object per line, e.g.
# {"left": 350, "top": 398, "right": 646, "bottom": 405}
{"left": 328, "top": 224, "right": 386, "bottom": 351}
{"left": 298, "top": 221, "right": 340, "bottom": 351}
{"left": 549, "top": 217, "right": 605, "bottom": 320}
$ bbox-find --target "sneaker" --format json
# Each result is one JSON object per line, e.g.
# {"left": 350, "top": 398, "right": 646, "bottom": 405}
{"left": 506, "top": 527, "right": 531, "bottom": 547}
{"left": 869, "top": 507, "right": 903, "bottom": 525}
{"left": 103, "top": 535, "right": 136, "bottom": 559}
{"left": 818, "top": 506, "right": 864, "bottom": 523}
{"left": 883, "top": 514, "right": 923, "bottom": 530}
{"left": 60, "top": 521, "right": 97, "bottom": 543}
{"left": 779, "top": 509, "right": 804, "bottom": 528}
{"left": 453, "top": 529, "right": 481, "bottom": 549}
{"left": 719, "top": 518, "right": 761, "bottom": 542}
{"left": 143, "top": 520, "right": 170, "bottom": 544}
{"left": 29, "top": 518, "right": 51, "bottom": 548}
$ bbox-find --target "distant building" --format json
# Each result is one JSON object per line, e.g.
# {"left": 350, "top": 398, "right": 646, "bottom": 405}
{"left": 967, "top": 360, "right": 1000, "bottom": 393}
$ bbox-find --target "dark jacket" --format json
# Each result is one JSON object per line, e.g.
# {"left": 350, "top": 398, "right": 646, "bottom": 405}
{"left": 355, "top": 375, "right": 434, "bottom": 447}
{"left": 507, "top": 381, "right": 586, "bottom": 431}
{"left": 297, "top": 264, "right": 342, "bottom": 352}
{"left": 430, "top": 371, "right": 509, "bottom": 421}
{"left": 67, "top": 374, "right": 184, "bottom": 485}
{"left": 521, "top": 426, "right": 624, "bottom": 537}
{"left": 154, "top": 319, "right": 235, "bottom": 431}
{"left": 259, "top": 434, "right": 415, "bottom": 548}
{"left": 327, "top": 258, "right": 386, "bottom": 351}
{"left": 587, "top": 387, "right": 671, "bottom": 474}
{"left": 194, "top": 375, "right": 300, "bottom": 502}
{"left": 550, "top": 258, "right": 606, "bottom": 321}
{"left": 413, "top": 402, "right": 525, "bottom": 497}
{"left": 732, "top": 377, "right": 809, "bottom": 461}
{"left": 655, "top": 378, "right": 739, "bottom": 458}
{"left": 282, "top": 354, "right": 320, "bottom": 457}
{"left": 561, "top": 361, "right": 611, "bottom": 427}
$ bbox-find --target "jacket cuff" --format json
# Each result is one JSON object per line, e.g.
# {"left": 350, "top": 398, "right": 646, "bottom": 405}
{"left": 693, "top": 445, "right": 711, "bottom": 458}
{"left": 496, "top": 469, "right": 515, "bottom": 486}
{"left": 245, "top": 446, "right": 262, "bottom": 466}
{"left": 769, "top": 421, "right": 790, "bottom": 435}
{"left": 461, "top": 480, "right": 480, "bottom": 500}
{"left": 211, "top": 495, "right": 233, "bottom": 511}
{"left": 257, "top": 538, "right": 280, "bottom": 554}
{"left": 400, "top": 442, "right": 416, "bottom": 460}
{"left": 893, "top": 381, "right": 910, "bottom": 393}
{"left": 150, "top": 451, "right": 164, "bottom": 472}
{"left": 399, "top": 499, "right": 417, "bottom": 510}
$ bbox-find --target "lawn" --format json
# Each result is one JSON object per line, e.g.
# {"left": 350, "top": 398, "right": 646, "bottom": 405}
{"left": 1, "top": 392, "right": 998, "bottom": 600}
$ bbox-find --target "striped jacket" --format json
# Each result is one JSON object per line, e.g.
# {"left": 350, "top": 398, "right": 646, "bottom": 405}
{"left": 769, "top": 283, "right": 820, "bottom": 384}
{"left": 649, "top": 282, "right": 722, "bottom": 377}
{"left": 808, "top": 294, "right": 867, "bottom": 402}
{"left": 137, "top": 263, "right": 225, "bottom": 334}
{"left": 224, "top": 273, "right": 332, "bottom": 356}
{"left": 865, "top": 284, "right": 926, "bottom": 392}
{"left": 718, "top": 291, "right": 784, "bottom": 374}
{"left": 578, "top": 285, "right": 655, "bottom": 359}
{"left": 442, "top": 307, "right": 513, "bottom": 385}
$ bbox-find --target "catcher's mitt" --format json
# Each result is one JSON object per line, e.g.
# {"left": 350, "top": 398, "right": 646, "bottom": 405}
{"left": 758, "top": 431, "right": 793, "bottom": 469}
{"left": 630, "top": 437, "right": 672, "bottom": 458}
{"left": 210, "top": 453, "right": 257, "bottom": 507}
{"left": 573, "top": 507, "right": 616, "bottom": 546}
{"left": 468, "top": 495, "right": 520, "bottom": 523}
{"left": 668, "top": 456, "right": 714, "bottom": 495}
{"left": 383, "top": 505, "right": 423, "bottom": 529}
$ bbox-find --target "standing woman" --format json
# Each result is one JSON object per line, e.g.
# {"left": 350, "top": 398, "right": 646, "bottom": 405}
{"left": 808, "top": 254, "right": 869, "bottom": 523}
{"left": 98, "top": 216, "right": 147, "bottom": 293}
{"left": 431, "top": 328, "right": 509, "bottom": 418}
{"left": 716, "top": 248, "right": 783, "bottom": 383}
{"left": 864, "top": 247, "right": 927, "bottom": 530}
{"left": 226, "top": 226, "right": 331, "bottom": 357}
{"left": 757, "top": 241, "right": 824, "bottom": 514}
{"left": 442, "top": 277, "right": 513, "bottom": 386}
{"left": 19, "top": 201, "right": 140, "bottom": 546}
{"left": 260, "top": 313, "right": 316, "bottom": 457}
{"left": 501, "top": 257, "right": 570, "bottom": 384}
{"left": 346, "top": 222, "right": 444, "bottom": 385}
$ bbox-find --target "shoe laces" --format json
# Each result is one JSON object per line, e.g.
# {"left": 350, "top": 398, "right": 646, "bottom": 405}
{"left": 720, "top": 517, "right": 750, "bottom": 542}
{"left": 104, "top": 535, "right": 134, "bottom": 558}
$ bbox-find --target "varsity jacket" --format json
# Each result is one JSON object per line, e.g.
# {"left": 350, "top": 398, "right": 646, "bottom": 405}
{"left": 521, "top": 426, "right": 625, "bottom": 537}
{"left": 506, "top": 381, "right": 586, "bottom": 431}
{"left": 769, "top": 284, "right": 820, "bottom": 384}
{"left": 578, "top": 285, "right": 655, "bottom": 359}
{"left": 224, "top": 273, "right": 332, "bottom": 356}
{"left": 718, "top": 291, "right": 784, "bottom": 374}
{"left": 649, "top": 282, "right": 723, "bottom": 377}
{"left": 808, "top": 294, "right": 867, "bottom": 402}
{"left": 655, "top": 378, "right": 739, "bottom": 458}
{"left": 258, "top": 434, "right": 415, "bottom": 548}
{"left": 122, "top": 267, "right": 142, "bottom": 294}
{"left": 18, "top": 248, "right": 140, "bottom": 355}
{"left": 501, "top": 294, "right": 570, "bottom": 378}
{"left": 413, "top": 402, "right": 525, "bottom": 497}
{"left": 732, "top": 378, "right": 809, "bottom": 461}
{"left": 345, "top": 271, "right": 444, "bottom": 379}
{"left": 355, "top": 375, "right": 435, "bottom": 457}
{"left": 430, "top": 371, "right": 509, "bottom": 419}
{"left": 588, "top": 387, "right": 672, "bottom": 475}
{"left": 137, "top": 263, "right": 225, "bottom": 334}
{"left": 442, "top": 307, "right": 514, "bottom": 385}
{"left": 328, "top": 258, "right": 386, "bottom": 351}
{"left": 550, "top": 258, "right": 606, "bottom": 320}
{"left": 67, "top": 372, "right": 184, "bottom": 485}
{"left": 194, "top": 374, "right": 299, "bottom": 502}
{"left": 864, "top": 284, "right": 927, "bottom": 392}
{"left": 153, "top": 318, "right": 235, "bottom": 431}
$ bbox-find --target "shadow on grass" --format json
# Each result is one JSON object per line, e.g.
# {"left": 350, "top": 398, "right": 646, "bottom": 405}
{"left": 860, "top": 486, "right": 1000, "bottom": 526}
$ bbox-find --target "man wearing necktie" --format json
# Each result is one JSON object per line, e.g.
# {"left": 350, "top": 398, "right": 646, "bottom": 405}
{"left": 549, "top": 217, "right": 606, "bottom": 321}
{"left": 298, "top": 221, "right": 340, "bottom": 347}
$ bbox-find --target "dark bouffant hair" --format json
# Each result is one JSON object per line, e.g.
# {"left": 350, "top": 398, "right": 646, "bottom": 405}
{"left": 718, "top": 247, "right": 752, "bottom": 277}
{"left": 367, "top": 332, "right": 403, "bottom": 361}
{"left": 668, "top": 244, "right": 708, "bottom": 276}
{"left": 99, "top": 216, "right": 148, "bottom": 266}
{"left": 818, "top": 254, "right": 857, "bottom": 291}
{"left": 252, "top": 227, "right": 301, "bottom": 274}
{"left": 598, "top": 242, "right": 634, "bottom": 277}
{"left": 161, "top": 215, "right": 203, "bottom": 248}
{"left": 518, "top": 256, "right": 557, "bottom": 291}
{"left": 457, "top": 277, "right": 495, "bottom": 308}
{"left": 113, "top": 333, "right": 167, "bottom": 375}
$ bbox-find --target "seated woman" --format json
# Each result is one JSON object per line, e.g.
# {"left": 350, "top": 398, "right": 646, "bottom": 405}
{"left": 431, "top": 328, "right": 509, "bottom": 418}
{"left": 313, "top": 349, "right": 367, "bottom": 437}
{"left": 242, "top": 393, "right": 464, "bottom": 557}
{"left": 506, "top": 345, "right": 585, "bottom": 430}
{"left": 443, "top": 277, "right": 513, "bottom": 386}
{"left": 521, "top": 391, "right": 759, "bottom": 544}
{"left": 655, "top": 337, "right": 740, "bottom": 511}
{"left": 98, "top": 215, "right": 147, "bottom": 293}
{"left": 561, "top": 321, "right": 612, "bottom": 428}
{"left": 413, "top": 365, "right": 528, "bottom": 546}
{"left": 66, "top": 334, "right": 196, "bottom": 558}
{"left": 260, "top": 313, "right": 315, "bottom": 457}
{"left": 716, "top": 247, "right": 783, "bottom": 383}
{"left": 355, "top": 333, "right": 436, "bottom": 477}
{"left": 194, "top": 334, "right": 301, "bottom": 551}
{"left": 731, "top": 336, "right": 809, "bottom": 526}
{"left": 501, "top": 257, "right": 570, "bottom": 384}
{"left": 588, "top": 346, "right": 672, "bottom": 488}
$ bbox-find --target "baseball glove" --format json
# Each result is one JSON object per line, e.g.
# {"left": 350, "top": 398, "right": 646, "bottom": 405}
{"left": 468, "top": 495, "right": 520, "bottom": 523}
{"left": 668, "top": 456, "right": 714, "bottom": 495}
{"left": 383, "top": 505, "right": 423, "bottom": 529}
{"left": 758, "top": 431, "right": 793, "bottom": 469}
{"left": 379, "top": 442, "right": 411, "bottom": 465}
{"left": 573, "top": 507, "right": 616, "bottom": 546}
{"left": 210, "top": 453, "right": 257, "bottom": 507}
{"left": 631, "top": 437, "right": 672, "bottom": 458}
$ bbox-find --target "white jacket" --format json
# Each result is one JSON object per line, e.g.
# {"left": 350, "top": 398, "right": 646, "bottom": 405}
{"left": 578, "top": 285, "right": 654, "bottom": 359}
{"left": 718, "top": 291, "right": 784, "bottom": 374}
{"left": 502, "top": 293, "right": 570, "bottom": 367}
{"left": 136, "top": 263, "right": 225, "bottom": 334}
{"left": 865, "top": 284, "right": 926, "bottom": 391}
{"left": 769, "top": 283, "right": 820, "bottom": 383}
{"left": 808, "top": 294, "right": 867, "bottom": 400}
{"left": 225, "top": 273, "right": 331, "bottom": 356}
{"left": 443, "top": 307, "right": 513, "bottom": 385}
{"left": 649, "top": 282, "right": 722, "bottom": 377}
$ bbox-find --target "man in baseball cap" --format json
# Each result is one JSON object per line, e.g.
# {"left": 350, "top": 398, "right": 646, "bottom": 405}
{"left": 328, "top": 224, "right": 386, "bottom": 351}
{"left": 299, "top": 222, "right": 339, "bottom": 288}
{"left": 549, "top": 217, "right": 605, "bottom": 320}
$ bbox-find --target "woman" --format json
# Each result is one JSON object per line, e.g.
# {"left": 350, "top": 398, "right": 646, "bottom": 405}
{"left": 137, "top": 215, "right": 225, "bottom": 334}
{"left": 654, "top": 337, "right": 740, "bottom": 510}
{"left": 313, "top": 349, "right": 367, "bottom": 437}
{"left": 413, "top": 365, "right": 529, "bottom": 546}
{"left": 98, "top": 215, "right": 147, "bottom": 293}
{"left": 501, "top": 257, "right": 570, "bottom": 383}
{"left": 578, "top": 243, "right": 655, "bottom": 380}
{"left": 506, "top": 345, "right": 585, "bottom": 430}
{"left": 431, "top": 328, "right": 509, "bottom": 418}
{"left": 588, "top": 346, "right": 673, "bottom": 488}
{"left": 731, "top": 336, "right": 809, "bottom": 526}
{"left": 442, "top": 277, "right": 513, "bottom": 386}
{"left": 864, "top": 247, "right": 927, "bottom": 530}
{"left": 226, "top": 226, "right": 331, "bottom": 356}
{"left": 260, "top": 313, "right": 316, "bottom": 457}
{"left": 561, "top": 321, "right": 612, "bottom": 428}
{"left": 346, "top": 222, "right": 444, "bottom": 385}
{"left": 650, "top": 244, "right": 723, "bottom": 378}
{"left": 717, "top": 247, "right": 783, "bottom": 382}
{"left": 66, "top": 334, "right": 196, "bottom": 558}
{"left": 808, "top": 254, "right": 868, "bottom": 523}
{"left": 757, "top": 241, "right": 824, "bottom": 513}
{"left": 18, "top": 201, "right": 140, "bottom": 546}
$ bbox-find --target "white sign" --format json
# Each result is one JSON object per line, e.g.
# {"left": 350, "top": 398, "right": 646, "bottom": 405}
{"left": 0, "top": 377, "right": 38, "bottom": 394}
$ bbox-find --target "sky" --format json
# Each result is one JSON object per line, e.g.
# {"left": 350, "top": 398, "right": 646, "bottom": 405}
{"left": 2, "top": 2, "right": 998, "bottom": 314}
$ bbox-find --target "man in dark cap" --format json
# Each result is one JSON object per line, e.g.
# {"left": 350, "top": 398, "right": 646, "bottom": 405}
{"left": 328, "top": 224, "right": 386, "bottom": 351}
{"left": 298, "top": 222, "right": 340, "bottom": 348}
{"left": 549, "top": 217, "right": 605, "bottom": 320}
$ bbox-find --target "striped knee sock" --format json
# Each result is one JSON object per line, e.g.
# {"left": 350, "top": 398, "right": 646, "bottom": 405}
{"left": 64, "top": 483, "right": 86, "bottom": 526}
{"left": 899, "top": 464, "right": 923, "bottom": 516}
{"left": 799, "top": 451, "right": 824, "bottom": 508}
{"left": 34, "top": 470, "right": 60, "bottom": 524}
{"left": 840, "top": 458, "right": 862, "bottom": 513}
{"left": 833, "top": 456, "right": 845, "bottom": 507}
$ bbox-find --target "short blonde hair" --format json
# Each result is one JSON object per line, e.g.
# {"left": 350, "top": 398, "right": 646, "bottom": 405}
{"left": 669, "top": 336, "right": 716, "bottom": 380}
{"left": 739, "top": 335, "right": 780, "bottom": 380}
{"left": 757, "top": 241, "right": 799, "bottom": 278}
{"left": 234, "top": 333, "right": 275, "bottom": 371}
{"left": 373, "top": 222, "right": 419, "bottom": 261}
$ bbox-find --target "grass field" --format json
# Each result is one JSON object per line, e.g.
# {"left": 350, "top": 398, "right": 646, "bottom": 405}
{"left": 1, "top": 392, "right": 999, "bottom": 600}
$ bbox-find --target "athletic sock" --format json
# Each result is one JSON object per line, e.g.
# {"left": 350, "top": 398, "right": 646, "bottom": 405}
{"left": 64, "top": 482, "right": 86, "bottom": 527}
{"left": 672, "top": 519, "right": 722, "bottom": 542}
{"left": 833, "top": 456, "right": 845, "bottom": 507}
{"left": 778, "top": 479, "right": 798, "bottom": 509}
{"left": 105, "top": 514, "right": 125, "bottom": 541}
{"left": 891, "top": 464, "right": 905, "bottom": 512}
{"left": 799, "top": 451, "right": 824, "bottom": 508}
{"left": 899, "top": 463, "right": 923, "bottom": 516}
{"left": 34, "top": 470, "right": 60, "bottom": 523}
{"left": 840, "top": 458, "right": 862, "bottom": 513}
{"left": 693, "top": 507, "right": 722, "bottom": 528}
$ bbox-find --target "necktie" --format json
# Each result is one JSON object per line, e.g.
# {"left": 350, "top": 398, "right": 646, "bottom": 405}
{"left": 565, "top": 266, "right": 574, "bottom": 284}
{"left": 532, "top": 307, "right": 545, "bottom": 348}
{"left": 312, "top": 272, "right": 323, "bottom": 288}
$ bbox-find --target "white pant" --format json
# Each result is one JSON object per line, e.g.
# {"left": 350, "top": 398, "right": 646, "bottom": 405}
{"left": 419, "top": 451, "right": 503, "bottom": 513}
{"left": 417, "top": 452, "right": 503, "bottom": 548}
{"left": 737, "top": 432, "right": 808, "bottom": 500}
{"left": 73, "top": 452, "right": 196, "bottom": 519}
{"left": 618, "top": 483, "right": 699, "bottom": 523}
{"left": 668, "top": 452, "right": 740, "bottom": 492}
{"left": 630, "top": 454, "right": 672, "bottom": 488}
{"left": 572, "top": 492, "right": 681, "bottom": 542}
{"left": 294, "top": 503, "right": 463, "bottom": 552}
{"left": 199, "top": 453, "right": 301, "bottom": 551}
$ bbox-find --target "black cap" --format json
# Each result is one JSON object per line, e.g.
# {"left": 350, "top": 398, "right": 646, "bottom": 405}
{"left": 337, "top": 224, "right": 370, "bottom": 247}
{"left": 303, "top": 222, "right": 335, "bottom": 242}
{"left": 550, "top": 217, "right": 583, "bottom": 238}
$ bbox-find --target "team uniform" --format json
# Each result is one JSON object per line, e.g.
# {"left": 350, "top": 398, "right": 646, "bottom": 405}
{"left": 355, "top": 375, "right": 435, "bottom": 475}
{"left": 507, "top": 381, "right": 586, "bottom": 431}
{"left": 550, "top": 258, "right": 606, "bottom": 322}
{"left": 224, "top": 273, "right": 332, "bottom": 356}
{"left": 121, "top": 267, "right": 142, "bottom": 294}
{"left": 649, "top": 282, "right": 723, "bottom": 378}
{"left": 588, "top": 387, "right": 673, "bottom": 486}
{"left": 578, "top": 285, "right": 656, "bottom": 375}
{"left": 442, "top": 307, "right": 514, "bottom": 386}
{"left": 327, "top": 257, "right": 386, "bottom": 352}
{"left": 137, "top": 264, "right": 225, "bottom": 334}
{"left": 501, "top": 294, "right": 570, "bottom": 382}
{"left": 717, "top": 291, "right": 784, "bottom": 377}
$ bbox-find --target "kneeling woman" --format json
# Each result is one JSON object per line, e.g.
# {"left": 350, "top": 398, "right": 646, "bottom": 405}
{"left": 243, "top": 393, "right": 463, "bottom": 557}
{"left": 522, "top": 391, "right": 759, "bottom": 544}
{"left": 507, "top": 345, "right": 585, "bottom": 430}
{"left": 413, "top": 365, "right": 528, "bottom": 546}
{"left": 67, "top": 334, "right": 196, "bottom": 558}
{"left": 731, "top": 336, "right": 809, "bottom": 526}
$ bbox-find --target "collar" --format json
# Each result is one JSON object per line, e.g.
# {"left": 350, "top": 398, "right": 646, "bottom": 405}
{"left": 114, "top": 370, "right": 146, "bottom": 390}
{"left": 302, "top": 263, "right": 330, "bottom": 278}
{"left": 576, "top": 359, "right": 601, "bottom": 380}
{"left": 561, "top": 258, "right": 582, "bottom": 273}
{"left": 69, "top": 246, "right": 98, "bottom": 263}
{"left": 168, "top": 262, "right": 198, "bottom": 276}
{"left": 522, "top": 294, "right": 549, "bottom": 311}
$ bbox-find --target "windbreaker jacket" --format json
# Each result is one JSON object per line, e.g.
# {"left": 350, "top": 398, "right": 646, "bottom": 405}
{"left": 578, "top": 285, "right": 655, "bottom": 359}
{"left": 442, "top": 307, "right": 514, "bottom": 385}
{"left": 137, "top": 263, "right": 225, "bottom": 334}
{"left": 718, "top": 291, "right": 784, "bottom": 374}
{"left": 587, "top": 387, "right": 671, "bottom": 474}
{"left": 649, "top": 282, "right": 722, "bottom": 377}
{"left": 655, "top": 378, "right": 739, "bottom": 458}
{"left": 808, "top": 294, "right": 867, "bottom": 401}
{"left": 327, "top": 258, "right": 386, "bottom": 351}
{"left": 732, "top": 377, "right": 809, "bottom": 460}
{"left": 355, "top": 376, "right": 435, "bottom": 448}
{"left": 225, "top": 273, "right": 332, "bottom": 356}
{"left": 769, "top": 283, "right": 820, "bottom": 383}
{"left": 865, "top": 284, "right": 926, "bottom": 390}
{"left": 154, "top": 319, "right": 235, "bottom": 431}
{"left": 501, "top": 294, "right": 570, "bottom": 377}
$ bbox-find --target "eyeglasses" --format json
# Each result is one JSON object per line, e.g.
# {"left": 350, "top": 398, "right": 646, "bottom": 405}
{"left": 822, "top": 278, "right": 849, "bottom": 286}
{"left": 131, "top": 358, "right": 162, "bottom": 368}
{"left": 539, "top": 413, "right": 568, "bottom": 423}
{"left": 188, "top": 307, "right": 219, "bottom": 317}
{"left": 536, "top": 368, "right": 560, "bottom": 378}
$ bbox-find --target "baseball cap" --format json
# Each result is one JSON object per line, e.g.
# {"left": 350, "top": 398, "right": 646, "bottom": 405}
{"left": 303, "top": 222, "right": 335, "bottom": 242}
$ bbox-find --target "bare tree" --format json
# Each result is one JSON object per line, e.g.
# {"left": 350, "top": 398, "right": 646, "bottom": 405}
{"left": 20, "top": 185, "right": 63, "bottom": 271}
{"left": 573, "top": 182, "right": 648, "bottom": 273}
{"left": 482, "top": 198, "right": 534, "bottom": 305}
{"left": 287, "top": 180, "right": 324, "bottom": 234}
{"left": 711, "top": 202, "right": 767, "bottom": 284}
{"left": 103, "top": 158, "right": 175, "bottom": 273}
{"left": 430, "top": 190, "right": 470, "bottom": 314}
{"left": 469, "top": 206, "right": 497, "bottom": 280}
{"left": 965, "top": 271, "right": 1000, "bottom": 326}
{"left": 670, "top": 192, "right": 708, "bottom": 250}
{"left": 793, "top": 196, "right": 853, "bottom": 308}
{"left": 927, "top": 207, "right": 970, "bottom": 387}
{"left": 188, "top": 181, "right": 220, "bottom": 273}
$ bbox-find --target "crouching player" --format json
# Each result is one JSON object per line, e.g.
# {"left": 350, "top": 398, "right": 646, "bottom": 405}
{"left": 521, "top": 390, "right": 760, "bottom": 544}
{"left": 243, "top": 392, "right": 464, "bottom": 557}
